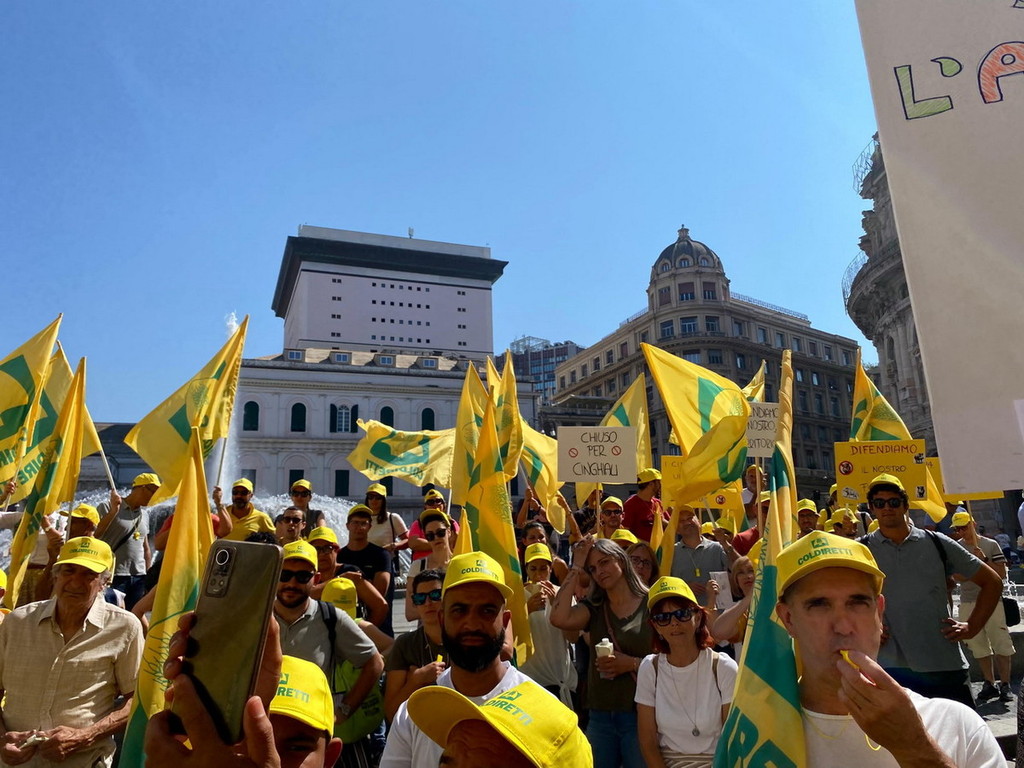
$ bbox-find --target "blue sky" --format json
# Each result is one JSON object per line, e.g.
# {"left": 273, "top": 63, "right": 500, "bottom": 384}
{"left": 1, "top": 3, "right": 879, "bottom": 423}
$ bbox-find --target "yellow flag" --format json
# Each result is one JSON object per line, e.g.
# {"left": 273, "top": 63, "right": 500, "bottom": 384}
{"left": 346, "top": 419, "right": 454, "bottom": 488}
{"left": 643, "top": 344, "right": 749, "bottom": 507}
{"left": 121, "top": 427, "right": 215, "bottom": 767}
{"left": 450, "top": 365, "right": 489, "bottom": 507}
{"left": 715, "top": 350, "right": 805, "bottom": 767}
{"left": 519, "top": 423, "right": 565, "bottom": 533}
{"left": 125, "top": 318, "right": 248, "bottom": 504}
{"left": 494, "top": 351, "right": 524, "bottom": 481}
{"left": 454, "top": 506, "right": 474, "bottom": 555}
{"left": 464, "top": 398, "right": 532, "bottom": 661}
{"left": 485, "top": 356, "right": 502, "bottom": 399}
{"left": 6, "top": 357, "right": 91, "bottom": 608}
{"left": 850, "top": 350, "right": 945, "bottom": 522}
{"left": 576, "top": 374, "right": 652, "bottom": 508}
{"left": 0, "top": 316, "right": 61, "bottom": 491}
{"left": 741, "top": 360, "right": 767, "bottom": 402}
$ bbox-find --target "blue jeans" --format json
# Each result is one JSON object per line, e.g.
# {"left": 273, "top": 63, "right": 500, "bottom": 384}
{"left": 586, "top": 709, "right": 643, "bottom": 768}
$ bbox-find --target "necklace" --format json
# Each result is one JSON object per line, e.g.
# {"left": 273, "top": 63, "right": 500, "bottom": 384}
{"left": 662, "top": 649, "right": 703, "bottom": 737}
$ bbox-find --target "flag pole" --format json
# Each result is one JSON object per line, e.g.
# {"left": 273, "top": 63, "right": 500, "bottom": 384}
{"left": 216, "top": 435, "right": 229, "bottom": 489}
{"left": 97, "top": 445, "right": 116, "bottom": 491}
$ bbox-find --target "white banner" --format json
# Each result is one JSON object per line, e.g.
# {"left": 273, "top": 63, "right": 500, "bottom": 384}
{"left": 556, "top": 426, "right": 638, "bottom": 484}
{"left": 855, "top": 0, "right": 1024, "bottom": 493}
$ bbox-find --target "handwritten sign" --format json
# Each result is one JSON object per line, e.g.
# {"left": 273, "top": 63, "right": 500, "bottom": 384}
{"left": 746, "top": 402, "right": 779, "bottom": 459}
{"left": 834, "top": 440, "right": 926, "bottom": 502}
{"left": 557, "top": 426, "right": 637, "bottom": 484}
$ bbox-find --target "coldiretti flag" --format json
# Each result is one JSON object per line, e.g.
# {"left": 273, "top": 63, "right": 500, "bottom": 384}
{"left": 464, "top": 398, "right": 532, "bottom": 661}
{"left": 8, "top": 346, "right": 102, "bottom": 504}
{"left": 346, "top": 419, "right": 454, "bottom": 488}
{"left": 6, "top": 357, "right": 92, "bottom": 609}
{"left": 0, "top": 316, "right": 61, "bottom": 491}
{"left": 576, "top": 374, "right": 652, "bottom": 509}
{"left": 643, "top": 343, "right": 749, "bottom": 507}
{"left": 520, "top": 422, "right": 564, "bottom": 533}
{"left": 741, "top": 360, "right": 767, "bottom": 402}
{"left": 125, "top": 318, "right": 248, "bottom": 504}
{"left": 494, "top": 351, "right": 524, "bottom": 481}
{"left": 850, "top": 351, "right": 945, "bottom": 522}
{"left": 450, "top": 364, "right": 489, "bottom": 507}
{"left": 121, "top": 427, "right": 215, "bottom": 768}
{"left": 715, "top": 350, "right": 805, "bottom": 768}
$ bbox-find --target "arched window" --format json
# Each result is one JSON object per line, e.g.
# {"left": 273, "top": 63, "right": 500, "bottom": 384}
{"left": 660, "top": 262, "right": 670, "bottom": 272}
{"left": 290, "top": 403, "right": 307, "bottom": 433}
{"left": 678, "top": 258, "right": 691, "bottom": 267}
{"left": 381, "top": 406, "right": 395, "bottom": 427}
{"left": 329, "top": 404, "right": 351, "bottom": 433}
{"left": 242, "top": 401, "right": 259, "bottom": 431}
{"left": 421, "top": 408, "right": 435, "bottom": 430}
{"left": 699, "top": 257, "right": 710, "bottom": 266}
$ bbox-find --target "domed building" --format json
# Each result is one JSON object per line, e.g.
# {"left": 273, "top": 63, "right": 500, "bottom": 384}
{"left": 549, "top": 226, "right": 860, "bottom": 499}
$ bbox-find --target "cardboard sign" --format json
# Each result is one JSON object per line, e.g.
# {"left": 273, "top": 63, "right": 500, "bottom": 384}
{"left": 834, "top": 440, "right": 927, "bottom": 502}
{"left": 746, "top": 402, "right": 779, "bottom": 459}
{"left": 924, "top": 457, "right": 1003, "bottom": 503}
{"left": 557, "top": 426, "right": 637, "bottom": 484}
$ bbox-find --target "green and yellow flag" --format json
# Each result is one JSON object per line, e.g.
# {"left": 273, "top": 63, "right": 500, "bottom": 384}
{"left": 519, "top": 423, "right": 564, "bottom": 533}
{"left": 850, "top": 351, "right": 945, "bottom": 522}
{"left": 741, "top": 360, "right": 767, "bottom": 402}
{"left": 0, "top": 316, "right": 62, "bottom": 493}
{"left": 6, "top": 357, "right": 91, "bottom": 608}
{"left": 464, "top": 398, "right": 532, "bottom": 661}
{"left": 715, "top": 349, "right": 805, "bottom": 768}
{"left": 121, "top": 427, "right": 215, "bottom": 768}
{"left": 346, "top": 419, "right": 454, "bottom": 488}
{"left": 494, "top": 351, "right": 524, "bottom": 481}
{"left": 643, "top": 344, "right": 749, "bottom": 508}
{"left": 450, "top": 365, "right": 489, "bottom": 507}
{"left": 576, "top": 374, "right": 652, "bottom": 509}
{"left": 125, "top": 318, "right": 248, "bottom": 504}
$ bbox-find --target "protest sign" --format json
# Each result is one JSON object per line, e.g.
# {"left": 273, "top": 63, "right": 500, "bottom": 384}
{"left": 746, "top": 402, "right": 779, "bottom": 459}
{"left": 557, "top": 426, "right": 637, "bottom": 484}
{"left": 834, "top": 439, "right": 926, "bottom": 502}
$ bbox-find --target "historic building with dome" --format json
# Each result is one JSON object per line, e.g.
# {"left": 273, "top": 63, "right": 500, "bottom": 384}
{"left": 549, "top": 226, "right": 860, "bottom": 500}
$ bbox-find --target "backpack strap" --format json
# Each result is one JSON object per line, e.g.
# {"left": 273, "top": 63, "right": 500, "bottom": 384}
{"left": 317, "top": 599, "right": 339, "bottom": 688}
{"left": 711, "top": 651, "right": 721, "bottom": 700}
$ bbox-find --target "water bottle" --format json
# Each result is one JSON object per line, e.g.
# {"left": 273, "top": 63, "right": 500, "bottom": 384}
{"left": 595, "top": 637, "right": 615, "bottom": 679}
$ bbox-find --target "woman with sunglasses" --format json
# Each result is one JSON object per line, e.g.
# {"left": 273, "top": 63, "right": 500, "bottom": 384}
{"left": 404, "top": 509, "right": 454, "bottom": 621}
{"left": 551, "top": 536, "right": 651, "bottom": 768}
{"left": 405, "top": 489, "right": 458, "bottom": 562}
{"left": 519, "top": 543, "right": 577, "bottom": 706}
{"left": 383, "top": 568, "right": 447, "bottom": 721}
{"left": 637, "top": 577, "right": 737, "bottom": 768}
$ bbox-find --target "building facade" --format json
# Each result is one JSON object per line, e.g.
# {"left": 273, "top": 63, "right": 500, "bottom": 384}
{"left": 551, "top": 226, "right": 860, "bottom": 499}
{"left": 509, "top": 336, "right": 582, "bottom": 405}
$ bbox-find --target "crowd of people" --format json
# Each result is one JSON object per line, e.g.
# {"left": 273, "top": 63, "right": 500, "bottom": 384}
{"left": 0, "top": 467, "right": 1017, "bottom": 768}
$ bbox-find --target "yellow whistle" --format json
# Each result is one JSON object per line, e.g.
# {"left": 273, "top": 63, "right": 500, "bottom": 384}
{"left": 840, "top": 650, "right": 859, "bottom": 669}
{"left": 436, "top": 655, "right": 444, "bottom": 664}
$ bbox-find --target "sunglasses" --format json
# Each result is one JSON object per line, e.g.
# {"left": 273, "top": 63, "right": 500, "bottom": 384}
{"left": 291, "top": 490, "right": 311, "bottom": 498}
{"left": 232, "top": 491, "right": 250, "bottom": 497}
{"left": 411, "top": 588, "right": 443, "bottom": 606}
{"left": 869, "top": 497, "right": 904, "bottom": 509}
{"left": 600, "top": 509, "right": 622, "bottom": 516}
{"left": 282, "top": 516, "right": 303, "bottom": 525}
{"left": 279, "top": 569, "right": 315, "bottom": 584}
{"left": 425, "top": 499, "right": 444, "bottom": 506}
{"left": 651, "top": 607, "right": 697, "bottom": 626}
{"left": 425, "top": 528, "right": 448, "bottom": 542}
{"left": 313, "top": 544, "right": 337, "bottom": 553}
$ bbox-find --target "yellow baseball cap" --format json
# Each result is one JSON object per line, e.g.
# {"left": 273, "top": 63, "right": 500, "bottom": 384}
{"left": 367, "top": 483, "right": 387, "bottom": 497}
{"left": 700, "top": 522, "right": 715, "bottom": 535}
{"left": 308, "top": 527, "right": 339, "bottom": 549}
{"left": 290, "top": 479, "right": 312, "bottom": 492}
{"left": 407, "top": 680, "right": 592, "bottom": 768}
{"left": 270, "top": 656, "right": 334, "bottom": 734}
{"left": 55, "top": 537, "right": 114, "bottom": 573}
{"left": 424, "top": 488, "right": 445, "bottom": 502}
{"left": 867, "top": 519, "right": 879, "bottom": 533}
{"left": 714, "top": 516, "right": 735, "bottom": 533}
{"left": 796, "top": 499, "right": 817, "bottom": 514}
{"left": 867, "top": 473, "right": 904, "bottom": 494}
{"left": 745, "top": 465, "right": 764, "bottom": 477}
{"left": 347, "top": 504, "right": 373, "bottom": 521}
{"left": 282, "top": 540, "right": 318, "bottom": 571}
{"left": 133, "top": 472, "right": 161, "bottom": 488}
{"left": 829, "top": 484, "right": 838, "bottom": 496}
{"left": 232, "top": 478, "right": 254, "bottom": 493}
{"left": 777, "top": 531, "right": 884, "bottom": 596}
{"left": 647, "top": 576, "right": 697, "bottom": 611}
{"left": 443, "top": 551, "right": 513, "bottom": 601}
{"left": 829, "top": 508, "right": 856, "bottom": 527}
{"left": 419, "top": 508, "right": 452, "bottom": 527}
{"left": 65, "top": 504, "right": 100, "bottom": 526}
{"left": 321, "top": 577, "right": 358, "bottom": 619}
{"left": 758, "top": 491, "right": 772, "bottom": 504}
{"left": 637, "top": 468, "right": 662, "bottom": 483}
{"left": 952, "top": 510, "right": 973, "bottom": 528}
{"left": 611, "top": 528, "right": 639, "bottom": 545}
{"left": 600, "top": 496, "right": 623, "bottom": 511}
{"left": 524, "top": 542, "right": 552, "bottom": 564}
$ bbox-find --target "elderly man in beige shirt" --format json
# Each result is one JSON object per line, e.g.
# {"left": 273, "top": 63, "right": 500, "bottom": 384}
{"left": 0, "top": 537, "right": 143, "bottom": 768}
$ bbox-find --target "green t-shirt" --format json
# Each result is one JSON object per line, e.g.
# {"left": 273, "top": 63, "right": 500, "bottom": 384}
{"left": 583, "top": 596, "right": 652, "bottom": 711}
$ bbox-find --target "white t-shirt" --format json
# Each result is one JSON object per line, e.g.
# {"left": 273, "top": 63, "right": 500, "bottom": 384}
{"left": 380, "top": 661, "right": 535, "bottom": 768}
{"left": 803, "top": 690, "right": 1004, "bottom": 767}
{"left": 635, "top": 649, "right": 738, "bottom": 755}
{"left": 368, "top": 513, "right": 407, "bottom": 549}
{"left": 519, "top": 591, "right": 577, "bottom": 705}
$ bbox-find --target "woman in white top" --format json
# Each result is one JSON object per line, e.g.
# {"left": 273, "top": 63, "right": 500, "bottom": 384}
{"left": 636, "top": 576, "right": 737, "bottom": 768}
{"left": 404, "top": 509, "right": 454, "bottom": 621}
{"left": 365, "top": 483, "right": 409, "bottom": 553}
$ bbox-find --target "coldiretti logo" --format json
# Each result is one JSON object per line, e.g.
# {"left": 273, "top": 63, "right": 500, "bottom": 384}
{"left": 797, "top": 536, "right": 855, "bottom": 567}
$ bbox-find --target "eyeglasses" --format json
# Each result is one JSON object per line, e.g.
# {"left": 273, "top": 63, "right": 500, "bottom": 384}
{"left": 629, "top": 556, "right": 653, "bottom": 570}
{"left": 651, "top": 607, "right": 696, "bottom": 626}
{"left": 870, "top": 497, "right": 904, "bottom": 510}
{"left": 366, "top": 494, "right": 384, "bottom": 501}
{"left": 425, "top": 499, "right": 444, "bottom": 506}
{"left": 411, "top": 588, "right": 443, "bottom": 606}
{"left": 313, "top": 544, "right": 336, "bottom": 553}
{"left": 279, "top": 570, "right": 315, "bottom": 584}
{"left": 282, "top": 516, "right": 303, "bottom": 525}
{"left": 348, "top": 518, "right": 371, "bottom": 527}
{"left": 290, "top": 490, "right": 311, "bottom": 498}
{"left": 425, "top": 528, "right": 448, "bottom": 542}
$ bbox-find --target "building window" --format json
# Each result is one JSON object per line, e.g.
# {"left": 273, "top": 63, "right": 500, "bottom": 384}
{"left": 559, "top": 376, "right": 566, "bottom": 389}
{"left": 842, "top": 349, "right": 852, "bottom": 366}
{"left": 817, "top": 426, "right": 828, "bottom": 443}
{"left": 592, "top": 385, "right": 602, "bottom": 396}
{"left": 581, "top": 364, "right": 589, "bottom": 378}
{"left": 814, "top": 393, "right": 824, "bottom": 414}
{"left": 705, "top": 316, "right": 719, "bottom": 333}
{"left": 380, "top": 406, "right": 395, "bottom": 427}
{"left": 640, "top": 331, "right": 649, "bottom": 343}
{"left": 757, "top": 327, "right": 768, "bottom": 344}
{"left": 800, "top": 423, "right": 812, "bottom": 439}
{"left": 678, "top": 258, "right": 691, "bottom": 267}
{"left": 764, "top": 382, "right": 774, "bottom": 400}
{"left": 775, "top": 332, "right": 785, "bottom": 347}
{"left": 821, "top": 448, "right": 832, "bottom": 470}
{"left": 607, "top": 378, "right": 616, "bottom": 394}
{"left": 570, "top": 371, "right": 577, "bottom": 384}
{"left": 606, "top": 350, "right": 614, "bottom": 365}
{"left": 592, "top": 357, "right": 600, "bottom": 372}
{"left": 702, "top": 282, "right": 717, "bottom": 300}
{"left": 287, "top": 350, "right": 302, "bottom": 361}
{"left": 619, "top": 342, "right": 629, "bottom": 359}
{"left": 708, "top": 349, "right": 723, "bottom": 365}
{"left": 289, "top": 469, "right": 306, "bottom": 488}
{"left": 812, "top": 372, "right": 820, "bottom": 386}
{"left": 808, "top": 341, "right": 818, "bottom": 356}
{"left": 242, "top": 401, "right": 259, "bottom": 432}
{"left": 658, "top": 287, "right": 671, "bottom": 306}
{"left": 796, "top": 368, "right": 804, "bottom": 383}
{"left": 680, "top": 316, "right": 698, "bottom": 334}
{"left": 798, "top": 391, "right": 809, "bottom": 412}
{"left": 379, "top": 355, "right": 394, "bottom": 365}
{"left": 830, "top": 396, "right": 840, "bottom": 418}
{"left": 621, "top": 372, "right": 630, "bottom": 387}
{"left": 824, "top": 345, "right": 833, "bottom": 361}
{"left": 421, "top": 408, "right": 435, "bottom": 430}
{"left": 679, "top": 282, "right": 695, "bottom": 301}
{"left": 660, "top": 320, "right": 674, "bottom": 339}
{"left": 834, "top": 428, "right": 845, "bottom": 443}
{"left": 736, "top": 353, "right": 746, "bottom": 369}
{"left": 732, "top": 320, "right": 745, "bottom": 337}
{"left": 660, "top": 262, "right": 671, "bottom": 273}
{"left": 333, "top": 352, "right": 350, "bottom": 363}
{"left": 792, "top": 337, "right": 802, "bottom": 353}
{"left": 290, "top": 403, "right": 306, "bottom": 432}
{"left": 683, "top": 351, "right": 701, "bottom": 364}
{"left": 330, "top": 404, "right": 351, "bottom": 433}
{"left": 804, "top": 449, "right": 818, "bottom": 470}
{"left": 827, "top": 376, "right": 838, "bottom": 391}
{"left": 421, "top": 358, "right": 437, "bottom": 368}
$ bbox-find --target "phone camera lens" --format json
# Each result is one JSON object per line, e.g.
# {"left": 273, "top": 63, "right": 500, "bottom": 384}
{"left": 214, "top": 548, "right": 231, "bottom": 566}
